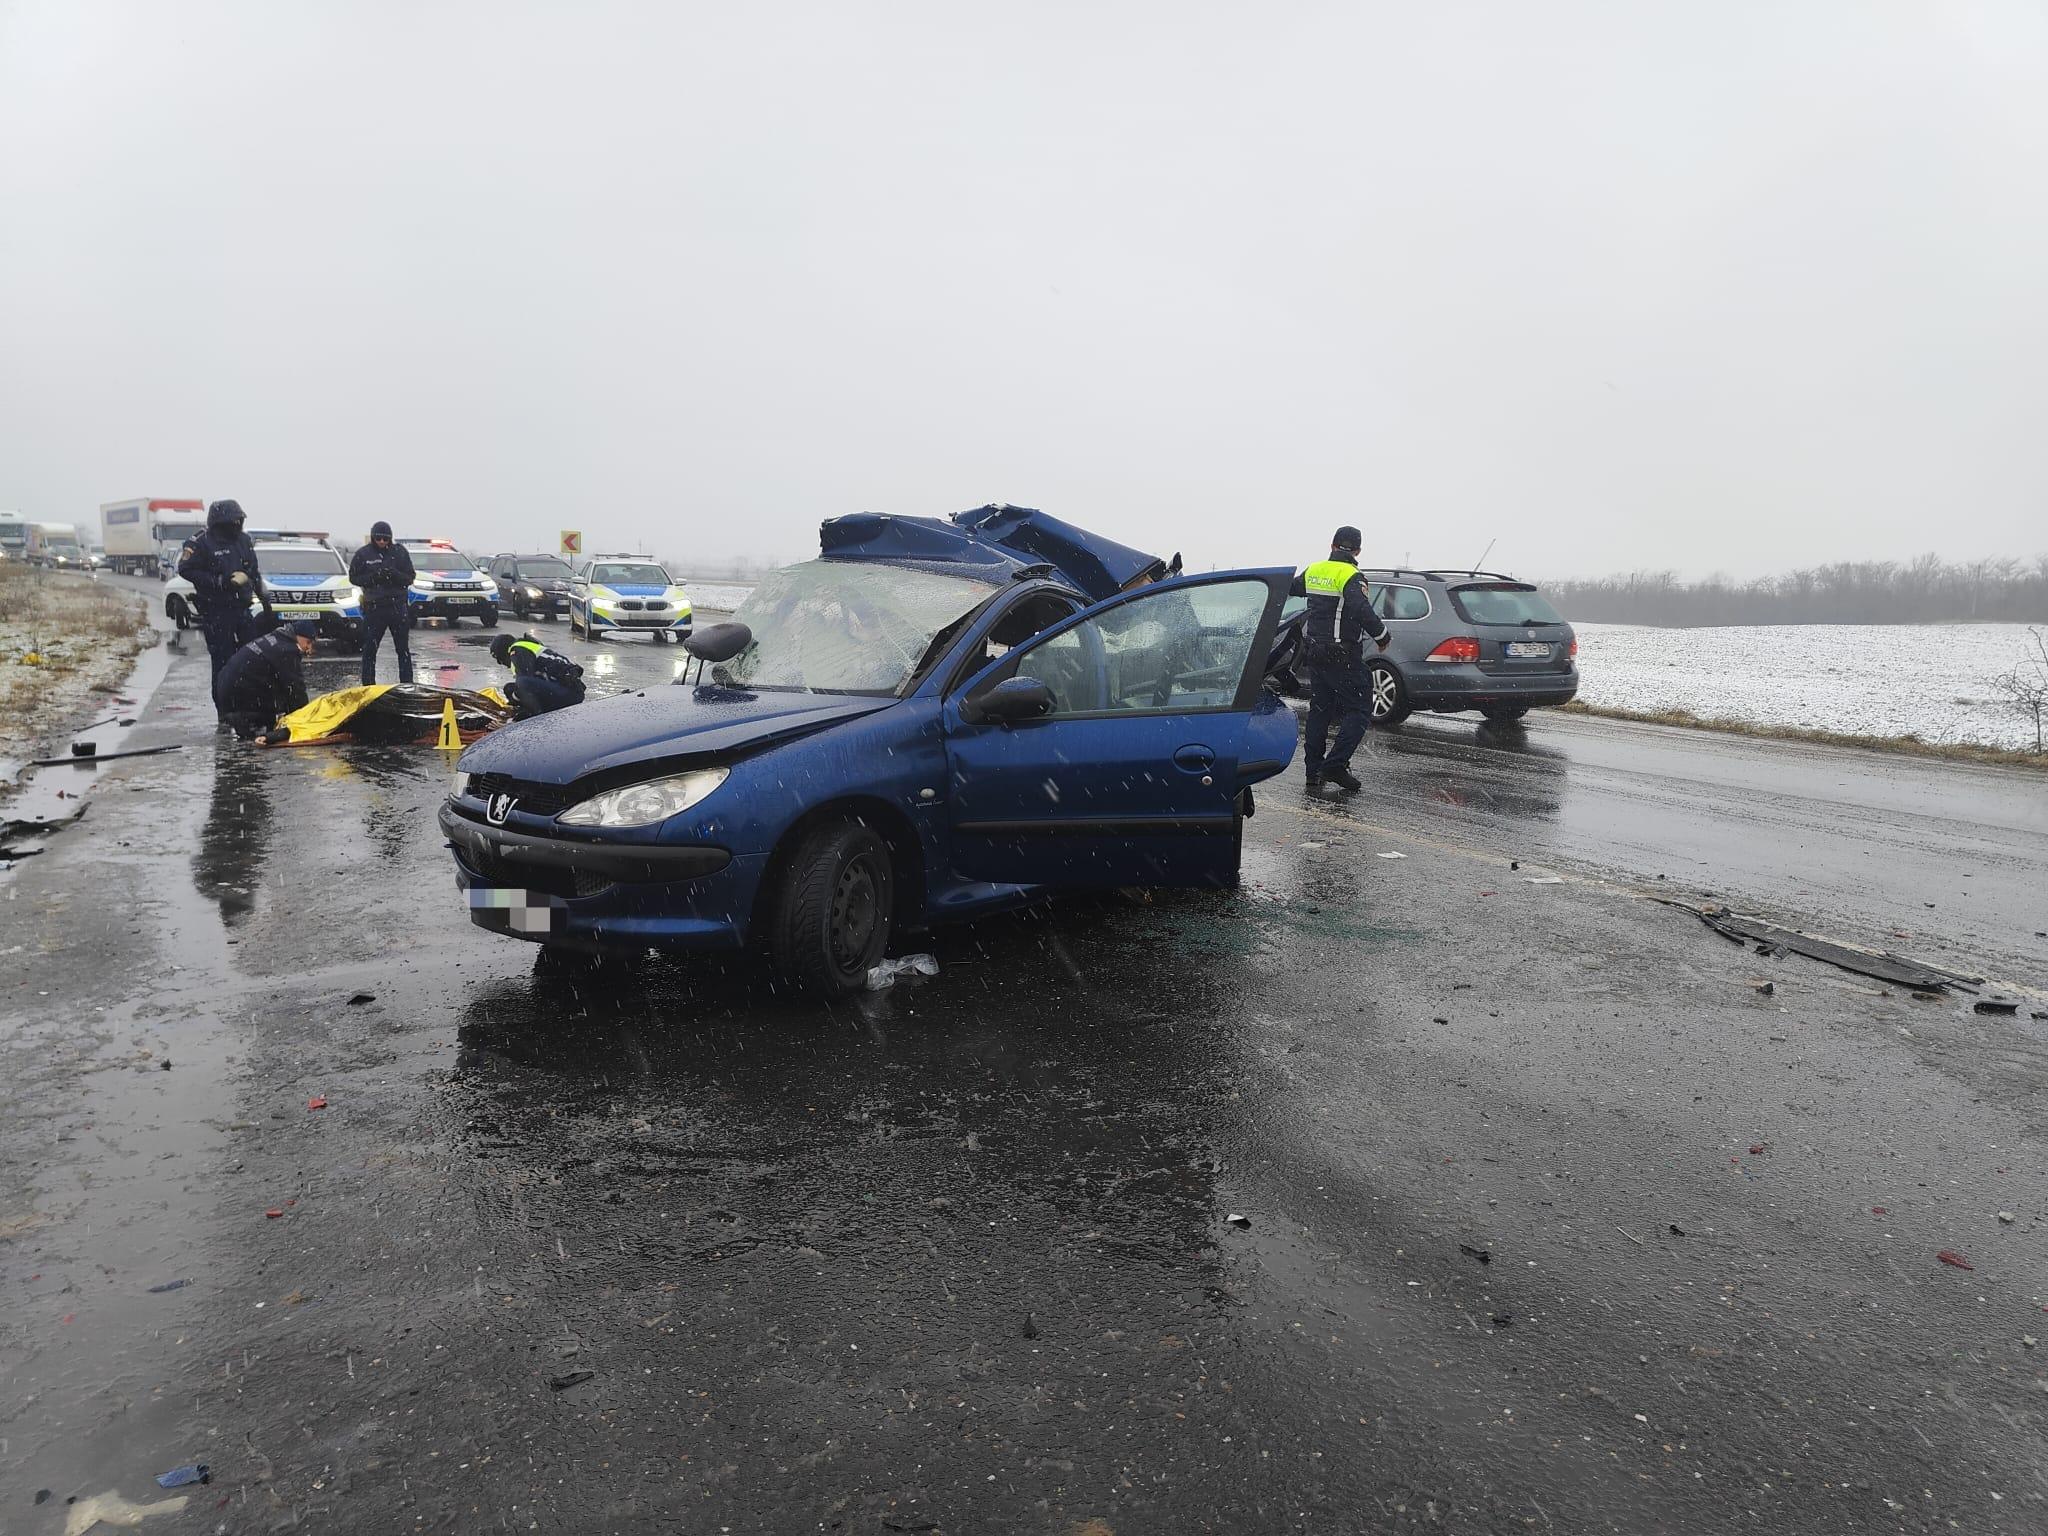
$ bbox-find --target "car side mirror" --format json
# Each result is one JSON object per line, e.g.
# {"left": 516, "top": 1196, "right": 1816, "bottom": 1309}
{"left": 684, "top": 622, "right": 752, "bottom": 664}
{"left": 966, "top": 675, "right": 1054, "bottom": 725}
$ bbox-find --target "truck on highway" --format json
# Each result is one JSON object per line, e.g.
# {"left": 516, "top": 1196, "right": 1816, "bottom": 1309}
{"left": 26, "top": 522, "right": 90, "bottom": 570}
{"left": 0, "top": 511, "right": 27, "bottom": 561}
{"left": 100, "top": 497, "right": 206, "bottom": 577}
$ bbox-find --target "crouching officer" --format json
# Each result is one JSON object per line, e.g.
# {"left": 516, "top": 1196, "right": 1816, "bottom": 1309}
{"left": 490, "top": 633, "right": 586, "bottom": 719}
{"left": 349, "top": 521, "right": 416, "bottom": 684}
{"left": 177, "top": 499, "right": 263, "bottom": 704}
{"left": 216, "top": 620, "right": 316, "bottom": 739}
{"left": 1291, "top": 524, "right": 1390, "bottom": 791}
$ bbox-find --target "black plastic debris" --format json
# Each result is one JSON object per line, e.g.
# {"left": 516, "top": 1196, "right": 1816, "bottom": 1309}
{"left": 1974, "top": 999, "right": 2019, "bottom": 1016}
{"left": 547, "top": 1369, "right": 595, "bottom": 1391}
{"left": 34, "top": 1490, "right": 51, "bottom": 1505}
{"left": 1490, "top": 1313, "right": 1512, "bottom": 1328}
{"left": 1669, "top": 1224, "right": 1686, "bottom": 1237}
{"left": 154, "top": 1464, "right": 209, "bottom": 1489}
{"left": 1754, "top": 982, "right": 1775, "bottom": 997}
{"left": 1225, "top": 1212, "right": 1251, "bottom": 1229}
{"left": 28, "top": 744, "right": 183, "bottom": 767}
{"left": 147, "top": 1279, "right": 191, "bottom": 1293}
{"left": 347, "top": 993, "right": 375, "bottom": 1006}
{"left": 1459, "top": 1243, "right": 1492, "bottom": 1265}
{"left": 1673, "top": 903, "right": 1983, "bottom": 991}
{"left": 1020, "top": 1313, "right": 1039, "bottom": 1340}
{"left": 70, "top": 740, "right": 98, "bottom": 758}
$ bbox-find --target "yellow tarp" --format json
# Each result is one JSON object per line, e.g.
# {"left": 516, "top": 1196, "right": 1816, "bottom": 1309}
{"left": 270, "top": 685, "right": 512, "bottom": 746}
{"left": 277, "top": 685, "right": 394, "bottom": 743}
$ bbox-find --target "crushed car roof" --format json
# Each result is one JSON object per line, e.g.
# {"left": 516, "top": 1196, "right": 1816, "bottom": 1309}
{"left": 817, "top": 503, "right": 1175, "bottom": 604}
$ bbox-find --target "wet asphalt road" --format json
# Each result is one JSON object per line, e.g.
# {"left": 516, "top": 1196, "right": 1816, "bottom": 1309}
{"left": 4, "top": 606, "right": 2047, "bottom": 1533}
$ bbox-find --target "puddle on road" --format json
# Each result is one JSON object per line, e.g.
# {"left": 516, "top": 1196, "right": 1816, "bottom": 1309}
{"left": 2, "top": 637, "right": 180, "bottom": 867}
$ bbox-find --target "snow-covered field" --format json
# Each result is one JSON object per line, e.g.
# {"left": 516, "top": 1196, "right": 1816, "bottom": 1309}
{"left": 680, "top": 581, "right": 753, "bottom": 615}
{"left": 1574, "top": 621, "right": 2043, "bottom": 750}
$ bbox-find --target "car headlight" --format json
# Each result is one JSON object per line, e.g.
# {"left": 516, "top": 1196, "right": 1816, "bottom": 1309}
{"left": 452, "top": 770, "right": 471, "bottom": 797}
{"left": 481, "top": 581, "right": 498, "bottom": 596}
{"left": 557, "top": 767, "right": 727, "bottom": 829}
{"left": 526, "top": 586, "right": 543, "bottom": 599}
{"left": 337, "top": 586, "right": 361, "bottom": 604}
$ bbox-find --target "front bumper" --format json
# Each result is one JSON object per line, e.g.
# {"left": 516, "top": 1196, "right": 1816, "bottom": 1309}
{"left": 587, "top": 606, "right": 692, "bottom": 633}
{"left": 511, "top": 591, "right": 569, "bottom": 614}
{"left": 439, "top": 801, "right": 758, "bottom": 949}
{"left": 411, "top": 592, "right": 497, "bottom": 619}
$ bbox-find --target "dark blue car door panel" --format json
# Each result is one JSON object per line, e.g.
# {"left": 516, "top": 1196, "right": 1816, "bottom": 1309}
{"left": 940, "top": 570, "right": 1292, "bottom": 889}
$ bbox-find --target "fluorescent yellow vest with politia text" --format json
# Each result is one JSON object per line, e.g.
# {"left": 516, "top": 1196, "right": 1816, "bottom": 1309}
{"left": 1301, "top": 557, "right": 1359, "bottom": 648}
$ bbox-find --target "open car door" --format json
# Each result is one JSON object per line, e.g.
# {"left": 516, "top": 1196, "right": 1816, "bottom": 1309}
{"left": 942, "top": 570, "right": 1292, "bottom": 890}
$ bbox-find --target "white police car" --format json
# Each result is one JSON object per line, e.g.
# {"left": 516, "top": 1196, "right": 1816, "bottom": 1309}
{"left": 165, "top": 533, "right": 361, "bottom": 644}
{"left": 566, "top": 554, "right": 693, "bottom": 642}
{"left": 402, "top": 540, "right": 501, "bottom": 626}
{"left": 256, "top": 538, "right": 363, "bottom": 644}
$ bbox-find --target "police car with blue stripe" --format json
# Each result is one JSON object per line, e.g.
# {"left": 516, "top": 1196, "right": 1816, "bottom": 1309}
{"left": 566, "top": 553, "right": 693, "bottom": 642}
{"left": 258, "top": 536, "right": 363, "bottom": 644}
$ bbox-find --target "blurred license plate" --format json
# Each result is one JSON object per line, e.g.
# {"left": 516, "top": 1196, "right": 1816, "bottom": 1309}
{"left": 1506, "top": 641, "right": 1550, "bottom": 657}
{"left": 443, "top": 595, "right": 477, "bottom": 604}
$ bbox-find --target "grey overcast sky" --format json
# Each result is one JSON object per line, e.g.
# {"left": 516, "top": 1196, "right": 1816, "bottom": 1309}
{"left": 3, "top": 2, "right": 2043, "bottom": 580}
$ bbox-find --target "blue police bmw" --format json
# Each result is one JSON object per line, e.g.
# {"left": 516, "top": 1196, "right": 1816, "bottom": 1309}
{"left": 441, "top": 506, "right": 1299, "bottom": 994}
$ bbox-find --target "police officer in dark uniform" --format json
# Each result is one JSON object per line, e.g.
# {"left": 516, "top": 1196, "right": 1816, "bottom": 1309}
{"left": 216, "top": 620, "right": 316, "bottom": 739}
{"left": 1290, "top": 525, "right": 1390, "bottom": 791}
{"left": 177, "top": 499, "right": 263, "bottom": 706}
{"left": 490, "top": 632, "right": 587, "bottom": 718}
{"left": 348, "top": 520, "right": 416, "bottom": 684}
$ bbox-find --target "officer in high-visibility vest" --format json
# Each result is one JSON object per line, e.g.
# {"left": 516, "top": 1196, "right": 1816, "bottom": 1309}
{"left": 490, "top": 633, "right": 587, "bottom": 719}
{"left": 1289, "top": 525, "right": 1390, "bottom": 790}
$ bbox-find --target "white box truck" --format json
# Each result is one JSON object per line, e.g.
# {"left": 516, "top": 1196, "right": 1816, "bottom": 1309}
{"left": 27, "top": 522, "right": 90, "bottom": 570}
{"left": 102, "top": 497, "right": 206, "bottom": 577}
{"left": 0, "top": 510, "right": 28, "bottom": 561}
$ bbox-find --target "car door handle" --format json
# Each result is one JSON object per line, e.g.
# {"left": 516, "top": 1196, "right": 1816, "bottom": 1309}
{"left": 1172, "top": 744, "right": 1215, "bottom": 774}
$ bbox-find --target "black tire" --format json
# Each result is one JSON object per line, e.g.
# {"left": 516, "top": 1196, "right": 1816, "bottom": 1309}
{"left": 770, "top": 820, "right": 894, "bottom": 996}
{"left": 168, "top": 598, "right": 191, "bottom": 631}
{"left": 480, "top": 605, "right": 499, "bottom": 628}
{"left": 1480, "top": 704, "right": 1529, "bottom": 723}
{"left": 1367, "top": 660, "right": 1411, "bottom": 725}
{"left": 568, "top": 606, "right": 583, "bottom": 637}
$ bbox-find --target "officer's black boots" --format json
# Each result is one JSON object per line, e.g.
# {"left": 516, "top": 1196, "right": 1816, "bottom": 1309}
{"left": 1324, "top": 766, "right": 1362, "bottom": 792}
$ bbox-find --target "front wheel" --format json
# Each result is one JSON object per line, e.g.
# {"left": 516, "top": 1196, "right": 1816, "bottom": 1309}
{"left": 568, "top": 606, "right": 583, "bottom": 637}
{"left": 769, "top": 820, "right": 895, "bottom": 996}
{"left": 1367, "top": 660, "right": 1410, "bottom": 725}
{"left": 479, "top": 605, "right": 499, "bottom": 628}
{"left": 168, "top": 598, "right": 191, "bottom": 631}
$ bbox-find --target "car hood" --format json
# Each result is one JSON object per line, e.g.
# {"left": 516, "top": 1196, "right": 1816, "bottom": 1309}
{"left": 458, "top": 686, "right": 895, "bottom": 785}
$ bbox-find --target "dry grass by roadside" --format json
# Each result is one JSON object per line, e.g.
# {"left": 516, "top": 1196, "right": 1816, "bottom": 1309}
{"left": 1558, "top": 698, "right": 2048, "bottom": 772}
{"left": 0, "top": 564, "right": 155, "bottom": 762}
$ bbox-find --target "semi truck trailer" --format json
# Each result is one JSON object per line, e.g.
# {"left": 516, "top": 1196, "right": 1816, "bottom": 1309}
{"left": 102, "top": 497, "right": 206, "bottom": 576}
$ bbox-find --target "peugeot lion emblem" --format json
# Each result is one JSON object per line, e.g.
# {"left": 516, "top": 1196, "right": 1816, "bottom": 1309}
{"left": 486, "top": 793, "right": 517, "bottom": 826}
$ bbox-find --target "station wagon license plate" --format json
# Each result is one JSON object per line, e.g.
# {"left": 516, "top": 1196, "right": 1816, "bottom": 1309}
{"left": 1506, "top": 641, "right": 1550, "bottom": 658}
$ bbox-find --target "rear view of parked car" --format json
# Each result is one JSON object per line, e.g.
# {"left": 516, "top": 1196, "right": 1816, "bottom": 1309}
{"left": 1272, "top": 569, "right": 1577, "bottom": 724}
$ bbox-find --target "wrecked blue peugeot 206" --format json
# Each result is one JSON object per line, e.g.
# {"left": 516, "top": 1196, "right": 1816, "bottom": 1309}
{"left": 441, "top": 504, "right": 1298, "bottom": 994}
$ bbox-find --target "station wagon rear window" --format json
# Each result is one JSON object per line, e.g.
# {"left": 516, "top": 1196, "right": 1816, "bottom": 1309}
{"left": 1450, "top": 583, "right": 1564, "bottom": 626}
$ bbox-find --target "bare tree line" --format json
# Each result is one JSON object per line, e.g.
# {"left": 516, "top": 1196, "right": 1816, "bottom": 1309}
{"left": 1540, "top": 554, "right": 2048, "bottom": 627}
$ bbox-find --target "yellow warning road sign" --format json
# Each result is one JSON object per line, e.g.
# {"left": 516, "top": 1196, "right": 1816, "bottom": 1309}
{"left": 560, "top": 530, "right": 582, "bottom": 557}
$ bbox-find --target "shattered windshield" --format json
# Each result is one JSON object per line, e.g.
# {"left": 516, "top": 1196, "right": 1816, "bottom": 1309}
{"left": 714, "top": 560, "right": 995, "bottom": 695}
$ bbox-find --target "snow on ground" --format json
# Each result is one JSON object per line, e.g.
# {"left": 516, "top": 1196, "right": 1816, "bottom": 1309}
{"left": 1573, "top": 621, "right": 2043, "bottom": 750}
{"left": 681, "top": 581, "right": 753, "bottom": 615}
